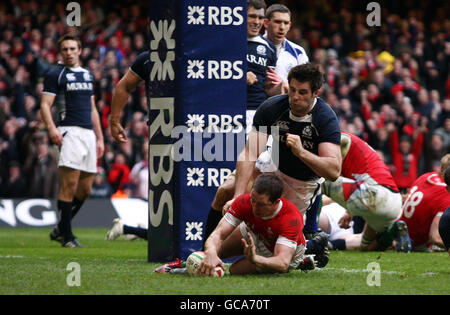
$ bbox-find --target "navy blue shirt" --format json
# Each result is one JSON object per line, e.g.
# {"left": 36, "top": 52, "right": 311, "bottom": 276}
{"left": 42, "top": 64, "right": 94, "bottom": 129}
{"left": 253, "top": 94, "right": 341, "bottom": 181}
{"left": 247, "top": 35, "right": 277, "bottom": 110}
{"left": 130, "top": 51, "right": 151, "bottom": 81}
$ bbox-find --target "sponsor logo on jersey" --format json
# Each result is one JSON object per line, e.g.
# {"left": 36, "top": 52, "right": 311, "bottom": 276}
{"left": 247, "top": 54, "right": 268, "bottom": 67}
{"left": 66, "top": 82, "right": 93, "bottom": 91}
{"left": 256, "top": 45, "right": 267, "bottom": 56}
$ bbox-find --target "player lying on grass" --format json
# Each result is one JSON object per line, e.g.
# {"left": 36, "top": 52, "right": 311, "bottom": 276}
{"left": 155, "top": 174, "right": 320, "bottom": 275}
{"left": 400, "top": 155, "right": 450, "bottom": 251}
{"left": 200, "top": 174, "right": 307, "bottom": 275}
{"left": 438, "top": 165, "right": 450, "bottom": 255}
{"left": 322, "top": 132, "right": 412, "bottom": 252}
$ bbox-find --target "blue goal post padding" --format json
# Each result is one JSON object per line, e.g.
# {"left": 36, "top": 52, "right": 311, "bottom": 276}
{"left": 147, "top": 0, "right": 247, "bottom": 262}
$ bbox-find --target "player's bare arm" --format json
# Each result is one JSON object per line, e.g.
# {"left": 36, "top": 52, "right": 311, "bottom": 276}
{"left": 91, "top": 96, "right": 104, "bottom": 158}
{"left": 109, "top": 69, "right": 142, "bottom": 142}
{"left": 40, "top": 93, "right": 62, "bottom": 146}
{"left": 265, "top": 67, "right": 284, "bottom": 96}
{"left": 200, "top": 218, "right": 233, "bottom": 276}
{"left": 243, "top": 233, "right": 294, "bottom": 273}
{"left": 246, "top": 71, "right": 258, "bottom": 85}
{"left": 285, "top": 134, "right": 341, "bottom": 181}
{"left": 225, "top": 130, "right": 268, "bottom": 212}
{"left": 429, "top": 213, "right": 445, "bottom": 248}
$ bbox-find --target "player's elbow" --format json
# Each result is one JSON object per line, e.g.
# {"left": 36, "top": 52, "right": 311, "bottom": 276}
{"left": 325, "top": 165, "right": 341, "bottom": 182}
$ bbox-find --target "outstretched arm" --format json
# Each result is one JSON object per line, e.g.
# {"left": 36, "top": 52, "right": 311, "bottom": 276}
{"left": 109, "top": 70, "right": 142, "bottom": 142}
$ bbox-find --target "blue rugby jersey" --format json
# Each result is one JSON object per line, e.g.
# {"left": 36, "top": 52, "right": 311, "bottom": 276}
{"left": 247, "top": 35, "right": 277, "bottom": 110}
{"left": 253, "top": 94, "right": 341, "bottom": 181}
{"left": 42, "top": 64, "right": 94, "bottom": 129}
{"left": 129, "top": 51, "right": 151, "bottom": 81}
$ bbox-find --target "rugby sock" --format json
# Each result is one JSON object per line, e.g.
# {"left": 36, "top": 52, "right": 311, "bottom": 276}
{"left": 71, "top": 197, "right": 84, "bottom": 219}
{"left": 202, "top": 208, "right": 222, "bottom": 249}
{"left": 123, "top": 225, "right": 148, "bottom": 240}
{"left": 377, "top": 223, "right": 397, "bottom": 250}
{"left": 304, "top": 194, "right": 322, "bottom": 234}
{"left": 330, "top": 239, "right": 346, "bottom": 250}
{"left": 438, "top": 208, "right": 450, "bottom": 250}
{"left": 305, "top": 239, "right": 321, "bottom": 255}
{"left": 57, "top": 200, "right": 74, "bottom": 242}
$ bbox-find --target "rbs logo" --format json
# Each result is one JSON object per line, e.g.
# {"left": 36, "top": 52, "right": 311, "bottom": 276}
{"left": 187, "top": 59, "right": 243, "bottom": 80}
{"left": 187, "top": 6, "right": 244, "bottom": 26}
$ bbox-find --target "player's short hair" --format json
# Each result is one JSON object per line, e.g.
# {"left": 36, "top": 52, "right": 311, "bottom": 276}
{"left": 248, "top": 0, "right": 266, "bottom": 11}
{"left": 440, "top": 154, "right": 450, "bottom": 180}
{"left": 253, "top": 173, "right": 283, "bottom": 203}
{"left": 288, "top": 63, "right": 324, "bottom": 93}
{"left": 444, "top": 166, "right": 450, "bottom": 187}
{"left": 57, "top": 34, "right": 82, "bottom": 51}
{"left": 266, "top": 4, "right": 291, "bottom": 19}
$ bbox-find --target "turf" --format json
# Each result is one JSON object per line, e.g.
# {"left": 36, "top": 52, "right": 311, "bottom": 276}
{"left": 0, "top": 228, "right": 449, "bottom": 295}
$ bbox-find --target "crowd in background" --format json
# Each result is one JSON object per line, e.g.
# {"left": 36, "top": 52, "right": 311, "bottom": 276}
{"left": 0, "top": 0, "right": 449, "bottom": 199}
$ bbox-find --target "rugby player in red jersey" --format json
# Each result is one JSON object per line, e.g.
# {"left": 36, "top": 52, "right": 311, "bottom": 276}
{"left": 199, "top": 174, "right": 307, "bottom": 275}
{"left": 401, "top": 154, "right": 450, "bottom": 251}
{"left": 322, "top": 132, "right": 411, "bottom": 252}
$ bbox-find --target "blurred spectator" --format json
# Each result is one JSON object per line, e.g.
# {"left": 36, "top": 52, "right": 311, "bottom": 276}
{"left": 0, "top": 0, "right": 449, "bottom": 198}
{"left": 90, "top": 166, "right": 113, "bottom": 198}
{"left": 0, "top": 160, "right": 27, "bottom": 198}
{"left": 107, "top": 152, "right": 131, "bottom": 193}
{"left": 389, "top": 130, "right": 424, "bottom": 193}
{"left": 130, "top": 142, "right": 148, "bottom": 199}
{"left": 22, "top": 137, "right": 59, "bottom": 198}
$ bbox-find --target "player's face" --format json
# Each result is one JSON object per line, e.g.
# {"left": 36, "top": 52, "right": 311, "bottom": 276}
{"left": 288, "top": 79, "right": 319, "bottom": 117}
{"left": 247, "top": 7, "right": 265, "bottom": 37}
{"left": 264, "top": 12, "right": 291, "bottom": 45}
{"left": 250, "top": 190, "right": 279, "bottom": 218}
{"left": 60, "top": 39, "right": 81, "bottom": 68}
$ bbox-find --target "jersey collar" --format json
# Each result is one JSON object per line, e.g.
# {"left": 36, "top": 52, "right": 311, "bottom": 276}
{"left": 261, "top": 199, "right": 283, "bottom": 220}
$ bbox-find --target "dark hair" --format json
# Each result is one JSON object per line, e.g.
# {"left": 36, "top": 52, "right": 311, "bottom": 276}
{"left": 266, "top": 4, "right": 291, "bottom": 19}
{"left": 248, "top": 0, "right": 266, "bottom": 11}
{"left": 444, "top": 166, "right": 450, "bottom": 186}
{"left": 253, "top": 173, "right": 283, "bottom": 203}
{"left": 57, "top": 34, "right": 82, "bottom": 51}
{"left": 287, "top": 63, "right": 324, "bottom": 93}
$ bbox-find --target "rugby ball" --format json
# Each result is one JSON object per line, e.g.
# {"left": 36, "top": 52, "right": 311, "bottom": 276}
{"left": 186, "top": 251, "right": 225, "bottom": 277}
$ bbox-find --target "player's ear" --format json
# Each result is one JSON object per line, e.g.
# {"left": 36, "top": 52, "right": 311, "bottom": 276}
{"left": 263, "top": 18, "right": 269, "bottom": 28}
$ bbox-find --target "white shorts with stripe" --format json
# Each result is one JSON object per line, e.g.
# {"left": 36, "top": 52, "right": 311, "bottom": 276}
{"left": 255, "top": 146, "right": 323, "bottom": 215}
{"left": 322, "top": 174, "right": 402, "bottom": 232}
{"left": 58, "top": 126, "right": 97, "bottom": 173}
{"left": 239, "top": 222, "right": 305, "bottom": 271}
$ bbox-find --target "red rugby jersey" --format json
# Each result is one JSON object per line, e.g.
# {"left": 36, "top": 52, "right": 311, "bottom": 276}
{"left": 400, "top": 172, "right": 450, "bottom": 248}
{"left": 228, "top": 194, "right": 306, "bottom": 252}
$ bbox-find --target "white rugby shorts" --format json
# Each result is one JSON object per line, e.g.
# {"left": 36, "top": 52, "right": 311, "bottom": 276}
{"left": 58, "top": 126, "right": 97, "bottom": 173}
{"left": 239, "top": 222, "right": 305, "bottom": 271}
{"left": 322, "top": 175, "right": 402, "bottom": 232}
{"left": 321, "top": 202, "right": 354, "bottom": 241}
{"left": 255, "top": 145, "right": 323, "bottom": 214}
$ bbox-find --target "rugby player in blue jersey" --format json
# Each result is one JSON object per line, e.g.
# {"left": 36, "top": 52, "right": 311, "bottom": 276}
{"left": 41, "top": 35, "right": 104, "bottom": 247}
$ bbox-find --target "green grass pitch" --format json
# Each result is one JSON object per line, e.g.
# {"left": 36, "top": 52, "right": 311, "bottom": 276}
{"left": 0, "top": 228, "right": 449, "bottom": 295}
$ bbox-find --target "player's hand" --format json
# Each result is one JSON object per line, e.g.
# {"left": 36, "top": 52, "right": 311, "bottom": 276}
{"left": 222, "top": 198, "right": 235, "bottom": 216}
{"left": 285, "top": 133, "right": 304, "bottom": 157}
{"left": 198, "top": 253, "right": 224, "bottom": 277}
{"left": 48, "top": 127, "right": 63, "bottom": 147}
{"left": 338, "top": 211, "right": 353, "bottom": 229}
{"left": 247, "top": 71, "right": 258, "bottom": 86}
{"left": 242, "top": 232, "right": 257, "bottom": 263}
{"left": 96, "top": 139, "right": 105, "bottom": 158}
{"left": 265, "top": 67, "right": 282, "bottom": 86}
{"left": 110, "top": 120, "right": 128, "bottom": 143}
